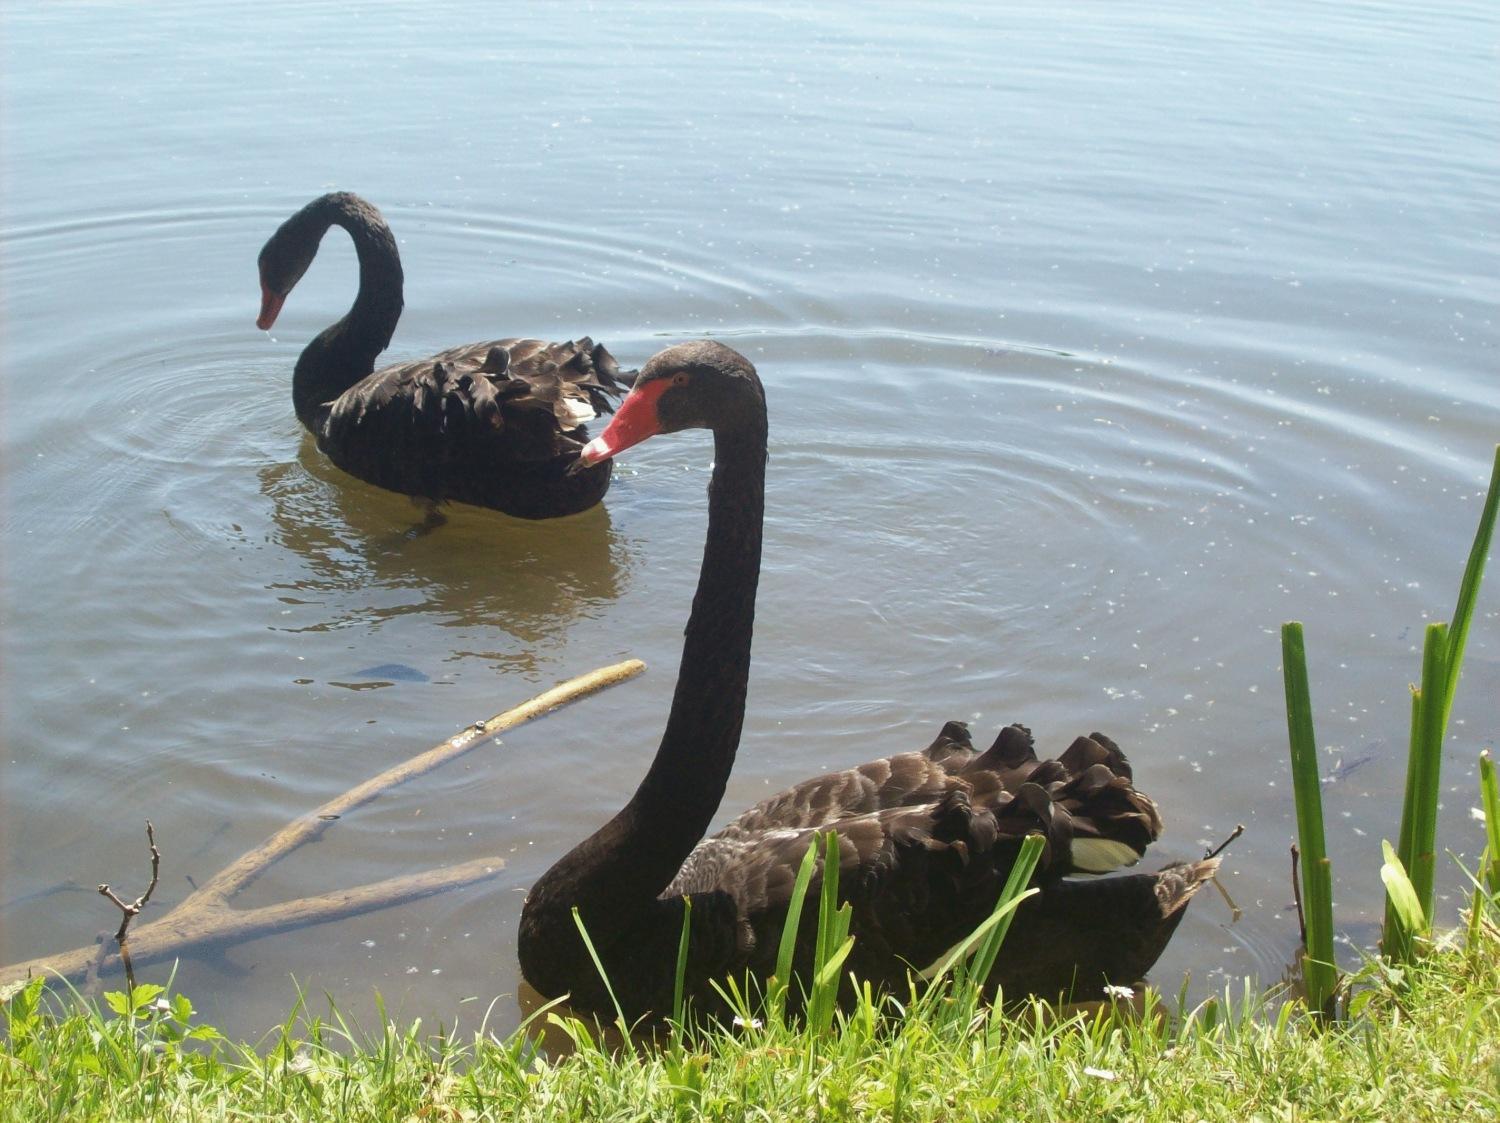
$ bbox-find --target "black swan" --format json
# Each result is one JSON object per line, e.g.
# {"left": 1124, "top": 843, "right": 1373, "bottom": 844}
{"left": 256, "top": 192, "right": 629, "bottom": 519}
{"left": 517, "top": 341, "right": 1219, "bottom": 1019}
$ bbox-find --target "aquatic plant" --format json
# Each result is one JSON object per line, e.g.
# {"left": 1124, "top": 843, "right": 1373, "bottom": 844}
{"left": 1282, "top": 444, "right": 1498, "bottom": 1011}
{"left": 1385, "top": 447, "right": 1499, "bottom": 957}
{"left": 1280, "top": 621, "right": 1337, "bottom": 1017}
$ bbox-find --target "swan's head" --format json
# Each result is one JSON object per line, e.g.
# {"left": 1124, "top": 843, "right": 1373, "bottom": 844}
{"left": 255, "top": 212, "right": 324, "bottom": 331}
{"left": 580, "top": 341, "right": 762, "bottom": 466}
{"left": 257, "top": 196, "right": 358, "bottom": 330}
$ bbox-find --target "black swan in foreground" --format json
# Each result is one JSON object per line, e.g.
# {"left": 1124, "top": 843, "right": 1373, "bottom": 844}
{"left": 518, "top": 341, "right": 1220, "bottom": 1019}
{"left": 256, "top": 192, "right": 629, "bottom": 519}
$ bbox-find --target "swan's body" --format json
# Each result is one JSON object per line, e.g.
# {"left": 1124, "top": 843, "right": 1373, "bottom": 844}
{"left": 517, "top": 341, "right": 1217, "bottom": 1019}
{"left": 256, "top": 193, "right": 628, "bottom": 518}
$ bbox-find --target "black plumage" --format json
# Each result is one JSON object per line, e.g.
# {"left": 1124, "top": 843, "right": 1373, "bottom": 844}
{"left": 517, "top": 341, "right": 1220, "bottom": 1022}
{"left": 256, "top": 192, "right": 629, "bottom": 519}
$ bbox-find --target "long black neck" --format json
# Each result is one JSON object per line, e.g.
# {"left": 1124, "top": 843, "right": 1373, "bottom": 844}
{"left": 520, "top": 415, "right": 767, "bottom": 974}
{"left": 627, "top": 421, "right": 767, "bottom": 874}
{"left": 289, "top": 194, "right": 404, "bottom": 430}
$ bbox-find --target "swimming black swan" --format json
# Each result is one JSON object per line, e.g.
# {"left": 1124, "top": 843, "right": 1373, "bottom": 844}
{"left": 517, "top": 341, "right": 1219, "bottom": 1019}
{"left": 256, "top": 192, "right": 629, "bottom": 519}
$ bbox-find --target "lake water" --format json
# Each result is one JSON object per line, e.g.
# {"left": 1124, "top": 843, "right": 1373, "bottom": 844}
{"left": 2, "top": 0, "right": 1496, "bottom": 1040}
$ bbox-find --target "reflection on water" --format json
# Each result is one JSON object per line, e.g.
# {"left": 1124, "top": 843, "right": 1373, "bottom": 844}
{"left": 259, "top": 440, "right": 634, "bottom": 670}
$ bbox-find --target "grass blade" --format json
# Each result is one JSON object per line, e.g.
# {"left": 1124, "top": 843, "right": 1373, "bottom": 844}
{"left": 570, "top": 907, "right": 628, "bottom": 1037}
{"left": 807, "top": 831, "right": 853, "bottom": 1034}
{"left": 1480, "top": 751, "right": 1500, "bottom": 898}
{"left": 967, "top": 833, "right": 1047, "bottom": 988}
{"left": 774, "top": 837, "right": 819, "bottom": 1005}
{"left": 920, "top": 886, "right": 1039, "bottom": 989}
{"left": 815, "top": 831, "right": 843, "bottom": 978}
{"left": 672, "top": 895, "right": 693, "bottom": 1027}
{"left": 812, "top": 937, "right": 855, "bottom": 993}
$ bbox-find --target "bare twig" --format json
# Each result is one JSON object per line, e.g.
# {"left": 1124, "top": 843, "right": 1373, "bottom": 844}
{"left": 0, "top": 660, "right": 645, "bottom": 990}
{"left": 1204, "top": 823, "right": 1245, "bottom": 862}
{"left": 1290, "top": 843, "right": 1308, "bottom": 947}
{"left": 97, "top": 821, "right": 161, "bottom": 943}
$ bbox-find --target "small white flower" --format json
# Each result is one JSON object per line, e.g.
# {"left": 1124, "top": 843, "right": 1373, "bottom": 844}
{"left": 1102, "top": 984, "right": 1135, "bottom": 1002}
{"left": 731, "top": 1015, "right": 762, "bottom": 1030}
{"left": 1083, "top": 1067, "right": 1118, "bottom": 1081}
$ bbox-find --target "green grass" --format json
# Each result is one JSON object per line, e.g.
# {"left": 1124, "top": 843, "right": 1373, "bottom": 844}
{"left": 4, "top": 919, "right": 1498, "bottom": 1122}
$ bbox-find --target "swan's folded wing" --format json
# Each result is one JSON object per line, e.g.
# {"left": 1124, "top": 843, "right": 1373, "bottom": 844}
{"left": 315, "top": 337, "right": 635, "bottom": 500}
{"left": 673, "top": 783, "right": 1070, "bottom": 982}
{"left": 690, "top": 721, "right": 1160, "bottom": 877}
{"left": 688, "top": 721, "right": 979, "bottom": 852}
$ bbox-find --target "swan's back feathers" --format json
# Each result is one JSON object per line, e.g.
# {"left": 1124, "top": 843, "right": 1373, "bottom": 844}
{"left": 669, "top": 721, "right": 1160, "bottom": 894}
{"left": 662, "top": 720, "right": 1173, "bottom": 996}
{"left": 693, "top": 728, "right": 975, "bottom": 843}
{"left": 315, "top": 337, "right": 630, "bottom": 517}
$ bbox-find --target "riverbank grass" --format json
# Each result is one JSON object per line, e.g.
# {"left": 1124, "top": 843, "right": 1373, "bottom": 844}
{"left": 4, "top": 914, "right": 1498, "bottom": 1122}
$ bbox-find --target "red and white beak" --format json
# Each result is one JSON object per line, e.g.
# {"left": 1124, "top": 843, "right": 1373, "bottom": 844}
{"left": 580, "top": 378, "right": 672, "bottom": 466}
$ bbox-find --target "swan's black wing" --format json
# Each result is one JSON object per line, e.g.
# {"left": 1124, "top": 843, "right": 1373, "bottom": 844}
{"left": 312, "top": 337, "right": 630, "bottom": 517}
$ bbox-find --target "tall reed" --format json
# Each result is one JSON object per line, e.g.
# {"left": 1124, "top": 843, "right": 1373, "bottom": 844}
{"left": 1383, "top": 445, "right": 1498, "bottom": 959}
{"left": 1280, "top": 621, "right": 1338, "bottom": 1016}
{"left": 1283, "top": 444, "right": 1497, "bottom": 1002}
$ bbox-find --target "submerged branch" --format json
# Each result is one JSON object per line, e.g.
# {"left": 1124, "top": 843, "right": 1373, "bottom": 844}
{"left": 0, "top": 659, "right": 645, "bottom": 990}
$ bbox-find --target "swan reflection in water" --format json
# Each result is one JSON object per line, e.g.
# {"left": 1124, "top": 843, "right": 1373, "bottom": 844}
{"left": 257, "top": 438, "right": 635, "bottom": 664}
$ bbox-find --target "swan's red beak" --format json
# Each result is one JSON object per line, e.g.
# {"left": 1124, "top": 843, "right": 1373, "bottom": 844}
{"left": 257, "top": 285, "right": 286, "bottom": 331}
{"left": 580, "top": 378, "right": 670, "bottom": 466}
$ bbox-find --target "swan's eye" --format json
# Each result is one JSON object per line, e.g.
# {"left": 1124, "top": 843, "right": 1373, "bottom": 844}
{"left": 670, "top": 372, "right": 690, "bottom": 388}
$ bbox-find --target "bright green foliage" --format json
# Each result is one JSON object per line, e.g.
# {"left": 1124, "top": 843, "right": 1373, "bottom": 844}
{"left": 5, "top": 923, "right": 1499, "bottom": 1122}
{"left": 806, "top": 830, "right": 855, "bottom": 1035}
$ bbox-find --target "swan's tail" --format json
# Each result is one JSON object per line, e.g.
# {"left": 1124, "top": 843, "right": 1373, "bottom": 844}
{"left": 985, "top": 857, "right": 1222, "bottom": 1000}
{"left": 963, "top": 723, "right": 1165, "bottom": 876}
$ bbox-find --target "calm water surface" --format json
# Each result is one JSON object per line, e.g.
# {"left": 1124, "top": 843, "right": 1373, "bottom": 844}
{"left": 3, "top": 1, "right": 1496, "bottom": 1038}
